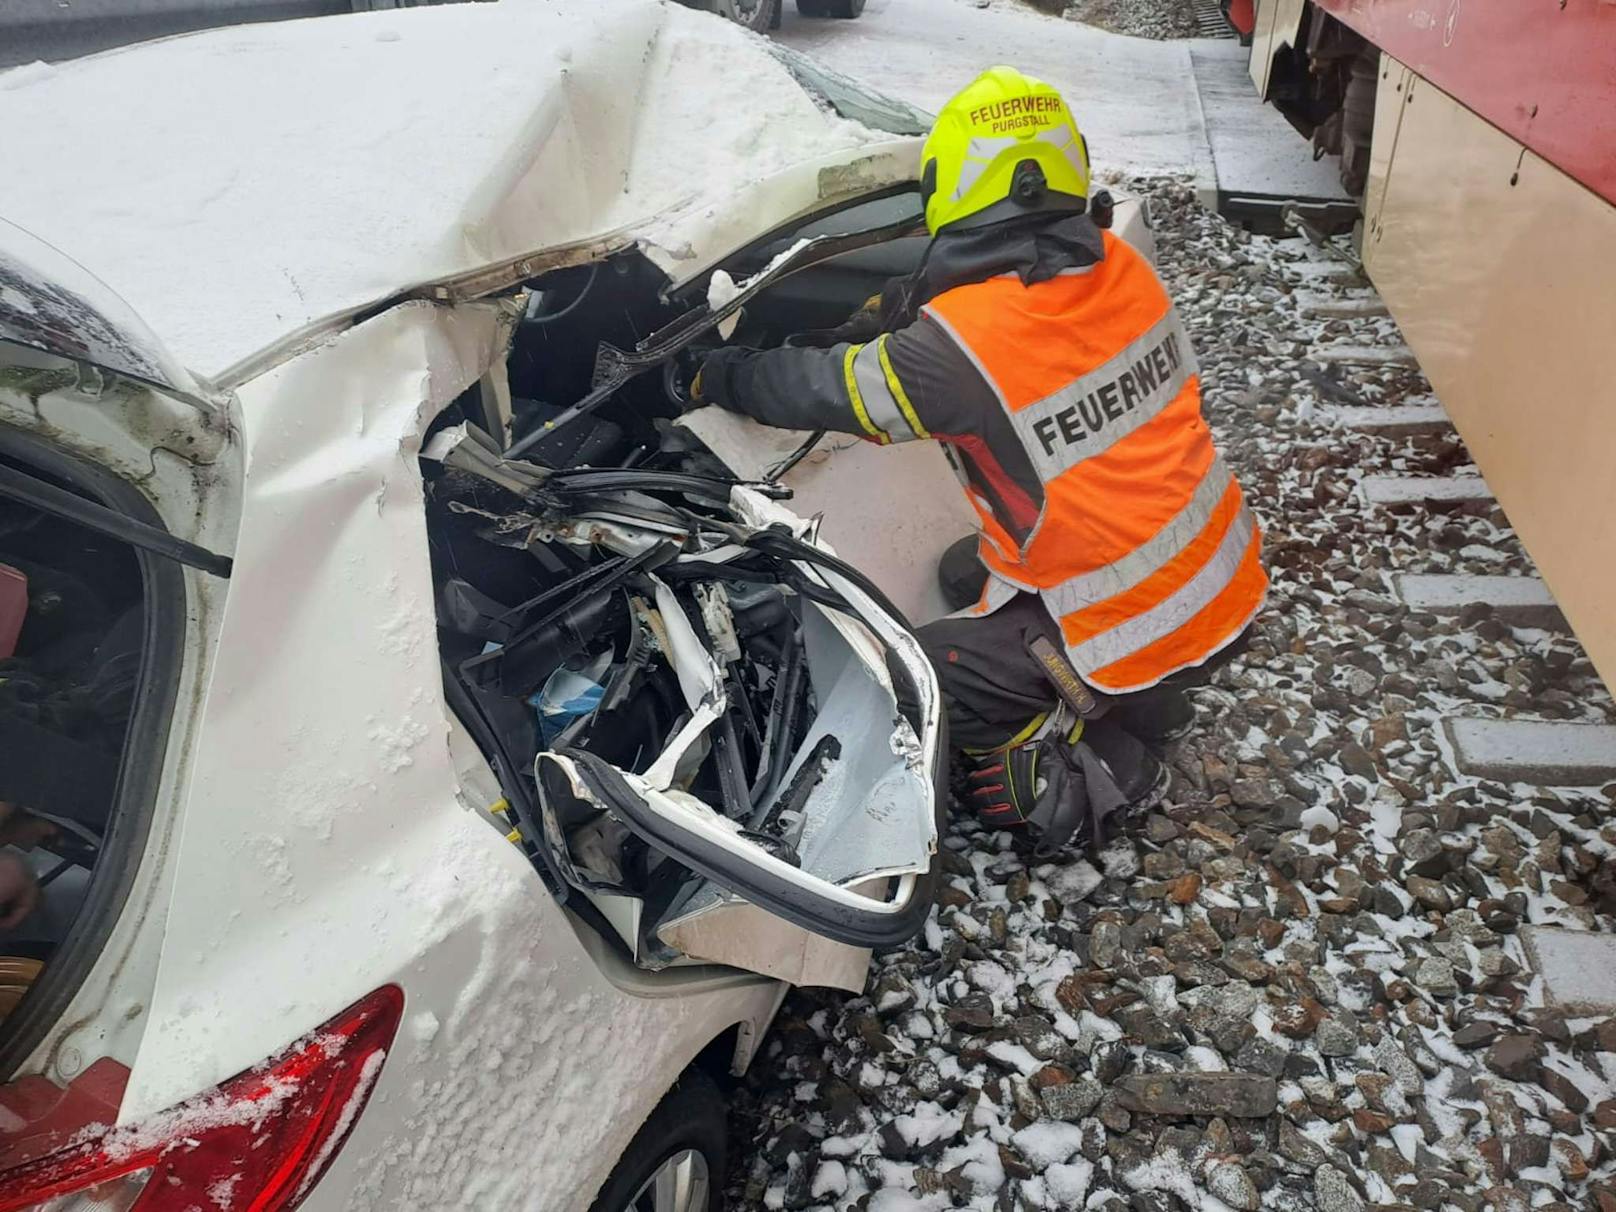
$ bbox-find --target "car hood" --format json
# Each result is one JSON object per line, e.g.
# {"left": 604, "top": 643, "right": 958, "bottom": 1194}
{"left": 0, "top": 0, "right": 921, "bottom": 390}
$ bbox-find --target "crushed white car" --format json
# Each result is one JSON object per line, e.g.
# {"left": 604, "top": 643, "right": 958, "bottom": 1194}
{"left": 0, "top": 3, "right": 949, "bottom": 1208}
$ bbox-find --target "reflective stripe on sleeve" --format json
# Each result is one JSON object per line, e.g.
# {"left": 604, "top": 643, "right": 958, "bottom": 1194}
{"left": 1044, "top": 457, "right": 1235, "bottom": 615}
{"left": 876, "top": 336, "right": 930, "bottom": 439}
{"left": 842, "top": 344, "right": 890, "bottom": 443}
{"left": 1006, "top": 306, "right": 1198, "bottom": 482}
{"left": 1061, "top": 502, "right": 1258, "bottom": 673}
{"left": 851, "top": 341, "right": 923, "bottom": 443}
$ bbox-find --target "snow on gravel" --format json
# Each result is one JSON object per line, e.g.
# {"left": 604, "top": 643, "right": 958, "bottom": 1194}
{"left": 1059, "top": 0, "right": 1202, "bottom": 41}
{"left": 727, "top": 178, "right": 1616, "bottom": 1211}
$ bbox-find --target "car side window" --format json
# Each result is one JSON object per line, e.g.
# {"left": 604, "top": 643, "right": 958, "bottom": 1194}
{"left": 0, "top": 442, "right": 151, "bottom": 1031}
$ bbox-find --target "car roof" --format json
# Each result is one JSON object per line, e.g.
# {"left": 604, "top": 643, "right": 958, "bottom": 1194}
{"left": 0, "top": 1, "right": 892, "bottom": 387}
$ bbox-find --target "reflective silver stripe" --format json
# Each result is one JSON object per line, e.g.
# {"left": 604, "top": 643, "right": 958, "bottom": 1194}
{"left": 1007, "top": 306, "right": 1198, "bottom": 483}
{"left": 851, "top": 342, "right": 918, "bottom": 443}
{"left": 953, "top": 129, "right": 1085, "bottom": 201}
{"left": 951, "top": 569, "right": 1022, "bottom": 620}
{"left": 1037, "top": 123, "right": 1088, "bottom": 179}
{"left": 951, "top": 135, "right": 1022, "bottom": 201}
{"left": 1061, "top": 502, "right": 1258, "bottom": 674}
{"left": 1044, "top": 457, "right": 1235, "bottom": 615}
{"left": 978, "top": 555, "right": 1035, "bottom": 593}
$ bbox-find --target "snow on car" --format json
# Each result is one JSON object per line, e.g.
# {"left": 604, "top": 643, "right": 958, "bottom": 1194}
{"left": 0, "top": 3, "right": 948, "bottom": 1208}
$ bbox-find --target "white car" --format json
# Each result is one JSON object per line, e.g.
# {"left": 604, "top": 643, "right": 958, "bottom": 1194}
{"left": 0, "top": 5, "right": 948, "bottom": 1209}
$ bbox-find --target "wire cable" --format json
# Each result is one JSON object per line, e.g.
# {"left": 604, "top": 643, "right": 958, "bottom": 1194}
{"left": 765, "top": 429, "right": 826, "bottom": 481}
{"left": 524, "top": 263, "right": 601, "bottom": 325}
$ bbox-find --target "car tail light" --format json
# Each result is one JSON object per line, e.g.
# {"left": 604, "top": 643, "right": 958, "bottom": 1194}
{"left": 0, "top": 986, "right": 403, "bottom": 1212}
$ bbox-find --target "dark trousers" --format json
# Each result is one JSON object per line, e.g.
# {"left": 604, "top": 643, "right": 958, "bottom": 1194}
{"left": 916, "top": 592, "right": 1249, "bottom": 751}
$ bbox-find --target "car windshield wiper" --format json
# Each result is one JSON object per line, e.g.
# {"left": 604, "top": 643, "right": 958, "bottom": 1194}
{"left": 0, "top": 460, "right": 232, "bottom": 578}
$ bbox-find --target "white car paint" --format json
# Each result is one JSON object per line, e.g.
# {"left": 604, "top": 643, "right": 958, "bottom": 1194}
{"left": 0, "top": 4, "right": 945, "bottom": 1207}
{"left": 0, "top": 285, "right": 794, "bottom": 1211}
{"left": 140, "top": 298, "right": 785, "bottom": 1206}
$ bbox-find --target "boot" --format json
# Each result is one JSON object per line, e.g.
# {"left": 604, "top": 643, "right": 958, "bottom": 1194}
{"left": 1105, "top": 685, "right": 1195, "bottom": 749}
{"left": 1078, "top": 716, "right": 1170, "bottom": 812}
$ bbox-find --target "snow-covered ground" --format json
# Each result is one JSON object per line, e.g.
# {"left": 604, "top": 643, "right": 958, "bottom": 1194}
{"left": 776, "top": 0, "right": 1210, "bottom": 176}
{"left": 775, "top": 0, "right": 1342, "bottom": 203}
{"left": 725, "top": 177, "right": 1616, "bottom": 1210}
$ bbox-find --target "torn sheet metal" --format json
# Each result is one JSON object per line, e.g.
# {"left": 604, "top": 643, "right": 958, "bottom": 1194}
{"left": 539, "top": 746, "right": 933, "bottom": 953}
{"left": 683, "top": 407, "right": 981, "bottom": 627}
{"left": 481, "top": 464, "right": 941, "bottom": 969}
{"left": 656, "top": 894, "right": 873, "bottom": 992}
{"left": 423, "top": 421, "right": 547, "bottom": 496}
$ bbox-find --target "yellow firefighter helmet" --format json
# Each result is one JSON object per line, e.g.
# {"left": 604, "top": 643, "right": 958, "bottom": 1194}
{"left": 920, "top": 66, "right": 1092, "bottom": 235}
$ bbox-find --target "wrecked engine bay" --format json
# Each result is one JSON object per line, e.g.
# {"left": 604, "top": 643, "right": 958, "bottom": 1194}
{"left": 422, "top": 249, "right": 942, "bottom": 986}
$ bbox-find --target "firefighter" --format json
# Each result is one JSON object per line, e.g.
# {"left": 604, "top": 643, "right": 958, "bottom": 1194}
{"left": 693, "top": 67, "right": 1268, "bottom": 855}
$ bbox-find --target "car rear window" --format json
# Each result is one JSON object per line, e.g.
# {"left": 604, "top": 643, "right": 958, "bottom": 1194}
{"left": 767, "top": 44, "right": 932, "bottom": 137}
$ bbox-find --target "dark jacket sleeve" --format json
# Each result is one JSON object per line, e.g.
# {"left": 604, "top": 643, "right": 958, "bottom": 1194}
{"left": 696, "top": 312, "right": 999, "bottom": 444}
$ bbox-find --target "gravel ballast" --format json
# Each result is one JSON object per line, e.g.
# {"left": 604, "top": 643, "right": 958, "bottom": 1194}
{"left": 1059, "top": 0, "right": 1201, "bottom": 40}
{"left": 1011, "top": 0, "right": 1202, "bottom": 41}
{"left": 726, "top": 178, "right": 1616, "bottom": 1212}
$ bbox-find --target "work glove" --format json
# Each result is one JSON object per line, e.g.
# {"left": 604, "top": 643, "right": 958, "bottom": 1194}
{"left": 691, "top": 346, "right": 750, "bottom": 410}
{"left": 826, "top": 277, "right": 928, "bottom": 343}
{"left": 793, "top": 273, "right": 923, "bottom": 349}
{"left": 963, "top": 712, "right": 1139, "bottom": 859}
{"left": 819, "top": 292, "right": 885, "bottom": 345}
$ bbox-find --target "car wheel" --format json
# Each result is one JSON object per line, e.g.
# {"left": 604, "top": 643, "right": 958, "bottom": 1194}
{"left": 712, "top": 0, "right": 780, "bottom": 32}
{"left": 588, "top": 1069, "right": 726, "bottom": 1212}
{"left": 797, "top": 0, "right": 865, "bottom": 15}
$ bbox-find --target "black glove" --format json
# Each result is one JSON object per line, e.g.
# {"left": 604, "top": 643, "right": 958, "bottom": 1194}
{"left": 964, "top": 714, "right": 1136, "bottom": 858}
{"left": 691, "top": 346, "right": 751, "bottom": 410}
{"left": 820, "top": 293, "right": 885, "bottom": 345}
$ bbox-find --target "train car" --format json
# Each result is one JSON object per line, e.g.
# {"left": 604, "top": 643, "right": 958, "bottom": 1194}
{"left": 1241, "top": 0, "right": 1616, "bottom": 684}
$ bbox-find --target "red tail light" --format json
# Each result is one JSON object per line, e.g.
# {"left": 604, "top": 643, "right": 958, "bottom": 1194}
{"left": 0, "top": 985, "right": 403, "bottom": 1212}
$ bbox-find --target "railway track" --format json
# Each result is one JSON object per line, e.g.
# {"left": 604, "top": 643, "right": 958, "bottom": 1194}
{"left": 1192, "top": 0, "right": 1235, "bottom": 37}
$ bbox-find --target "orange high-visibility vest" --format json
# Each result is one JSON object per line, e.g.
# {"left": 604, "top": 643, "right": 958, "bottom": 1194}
{"left": 924, "top": 231, "right": 1268, "bottom": 694}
